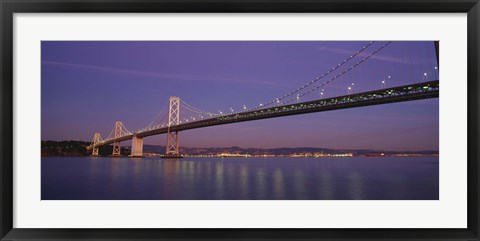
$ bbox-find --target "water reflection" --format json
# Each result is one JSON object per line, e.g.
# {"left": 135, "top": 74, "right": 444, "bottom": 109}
{"left": 348, "top": 172, "right": 364, "bottom": 200}
{"left": 162, "top": 159, "right": 178, "bottom": 199}
{"left": 293, "top": 169, "right": 306, "bottom": 199}
{"left": 273, "top": 168, "right": 285, "bottom": 199}
{"left": 215, "top": 163, "right": 224, "bottom": 199}
{"left": 42, "top": 156, "right": 439, "bottom": 200}
{"left": 319, "top": 171, "right": 334, "bottom": 199}
{"left": 110, "top": 158, "right": 121, "bottom": 179}
{"left": 131, "top": 158, "right": 142, "bottom": 175}
{"left": 239, "top": 165, "right": 249, "bottom": 198}
{"left": 255, "top": 169, "right": 266, "bottom": 199}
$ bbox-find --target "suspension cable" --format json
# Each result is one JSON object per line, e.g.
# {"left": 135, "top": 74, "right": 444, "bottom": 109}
{"left": 247, "top": 41, "right": 376, "bottom": 111}
{"left": 144, "top": 101, "right": 169, "bottom": 129}
{"left": 121, "top": 124, "right": 132, "bottom": 135}
{"left": 180, "top": 99, "right": 221, "bottom": 116}
{"left": 104, "top": 125, "right": 115, "bottom": 140}
{"left": 280, "top": 41, "right": 392, "bottom": 105}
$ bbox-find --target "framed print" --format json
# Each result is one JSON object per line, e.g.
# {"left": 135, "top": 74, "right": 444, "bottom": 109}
{"left": 1, "top": 0, "right": 479, "bottom": 240}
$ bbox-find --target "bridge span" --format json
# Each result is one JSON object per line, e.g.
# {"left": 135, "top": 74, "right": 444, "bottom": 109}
{"left": 88, "top": 80, "right": 439, "bottom": 157}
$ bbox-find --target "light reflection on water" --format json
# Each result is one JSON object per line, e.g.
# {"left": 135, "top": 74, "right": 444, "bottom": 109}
{"left": 41, "top": 156, "right": 439, "bottom": 200}
{"left": 273, "top": 168, "right": 285, "bottom": 199}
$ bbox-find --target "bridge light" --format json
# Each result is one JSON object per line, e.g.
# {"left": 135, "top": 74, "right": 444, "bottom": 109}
{"left": 424, "top": 72, "right": 427, "bottom": 76}
{"left": 388, "top": 75, "right": 391, "bottom": 79}
{"left": 434, "top": 66, "right": 438, "bottom": 70}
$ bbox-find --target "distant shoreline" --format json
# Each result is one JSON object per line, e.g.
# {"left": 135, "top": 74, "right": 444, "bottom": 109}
{"left": 41, "top": 140, "right": 439, "bottom": 158}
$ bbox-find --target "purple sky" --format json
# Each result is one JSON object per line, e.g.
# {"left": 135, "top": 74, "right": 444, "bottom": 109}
{"left": 41, "top": 41, "right": 439, "bottom": 151}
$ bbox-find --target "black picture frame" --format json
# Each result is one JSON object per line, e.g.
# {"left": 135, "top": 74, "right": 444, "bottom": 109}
{"left": 1, "top": 0, "right": 479, "bottom": 240}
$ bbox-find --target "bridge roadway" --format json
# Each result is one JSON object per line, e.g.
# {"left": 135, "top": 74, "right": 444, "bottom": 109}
{"left": 90, "top": 80, "right": 439, "bottom": 149}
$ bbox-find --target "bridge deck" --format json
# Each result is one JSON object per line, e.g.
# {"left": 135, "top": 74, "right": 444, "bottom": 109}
{"left": 90, "top": 80, "right": 439, "bottom": 149}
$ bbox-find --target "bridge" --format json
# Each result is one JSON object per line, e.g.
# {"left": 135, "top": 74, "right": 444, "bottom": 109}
{"left": 87, "top": 41, "right": 439, "bottom": 158}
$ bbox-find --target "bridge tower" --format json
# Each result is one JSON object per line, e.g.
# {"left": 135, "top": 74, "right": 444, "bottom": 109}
{"left": 112, "top": 121, "right": 122, "bottom": 156}
{"left": 91, "top": 132, "right": 101, "bottom": 156}
{"left": 165, "top": 96, "right": 181, "bottom": 158}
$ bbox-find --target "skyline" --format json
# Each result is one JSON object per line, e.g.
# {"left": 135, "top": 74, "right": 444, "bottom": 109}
{"left": 41, "top": 41, "right": 439, "bottom": 152}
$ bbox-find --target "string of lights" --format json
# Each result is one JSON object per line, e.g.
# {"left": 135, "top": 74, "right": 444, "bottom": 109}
{"left": 245, "top": 41, "right": 376, "bottom": 112}
{"left": 280, "top": 41, "right": 392, "bottom": 105}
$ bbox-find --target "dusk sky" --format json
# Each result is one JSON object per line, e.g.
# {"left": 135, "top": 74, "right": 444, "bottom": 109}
{"left": 41, "top": 41, "right": 439, "bottom": 151}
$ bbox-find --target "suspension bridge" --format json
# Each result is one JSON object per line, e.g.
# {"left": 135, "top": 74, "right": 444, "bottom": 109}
{"left": 86, "top": 41, "right": 439, "bottom": 158}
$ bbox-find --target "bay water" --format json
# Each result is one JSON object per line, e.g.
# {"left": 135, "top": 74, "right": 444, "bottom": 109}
{"left": 41, "top": 156, "right": 439, "bottom": 200}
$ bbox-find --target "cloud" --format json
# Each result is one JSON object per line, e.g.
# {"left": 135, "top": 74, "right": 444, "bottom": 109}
{"left": 316, "top": 46, "right": 427, "bottom": 65}
{"left": 42, "top": 60, "right": 182, "bottom": 79}
{"left": 42, "top": 60, "right": 284, "bottom": 87}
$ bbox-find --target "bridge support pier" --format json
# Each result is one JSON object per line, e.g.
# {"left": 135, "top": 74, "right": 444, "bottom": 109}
{"left": 130, "top": 135, "right": 143, "bottom": 157}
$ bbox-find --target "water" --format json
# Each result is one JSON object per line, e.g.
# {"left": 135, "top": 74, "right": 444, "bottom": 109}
{"left": 41, "top": 156, "right": 438, "bottom": 200}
